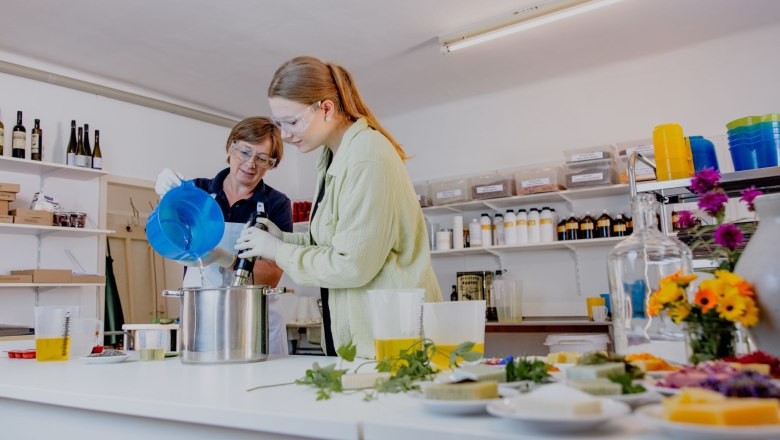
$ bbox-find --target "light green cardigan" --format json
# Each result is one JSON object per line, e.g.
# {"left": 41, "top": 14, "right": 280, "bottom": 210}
{"left": 276, "top": 118, "right": 442, "bottom": 358}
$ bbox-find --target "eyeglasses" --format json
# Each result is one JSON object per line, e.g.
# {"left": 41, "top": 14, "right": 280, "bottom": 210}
{"left": 230, "top": 142, "right": 278, "bottom": 169}
{"left": 271, "top": 101, "right": 321, "bottom": 135}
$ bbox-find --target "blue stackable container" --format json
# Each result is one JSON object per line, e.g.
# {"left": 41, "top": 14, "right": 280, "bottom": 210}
{"left": 758, "top": 121, "right": 780, "bottom": 167}
{"left": 146, "top": 180, "right": 225, "bottom": 261}
{"left": 730, "top": 143, "right": 760, "bottom": 171}
{"left": 688, "top": 136, "right": 719, "bottom": 172}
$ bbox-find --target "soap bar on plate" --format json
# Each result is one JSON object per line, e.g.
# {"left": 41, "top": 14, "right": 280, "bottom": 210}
{"left": 423, "top": 381, "right": 499, "bottom": 400}
{"left": 507, "top": 383, "right": 602, "bottom": 416}
{"left": 662, "top": 388, "right": 780, "bottom": 426}
{"left": 566, "top": 362, "right": 625, "bottom": 380}
{"left": 547, "top": 352, "right": 581, "bottom": 364}
{"left": 568, "top": 379, "right": 622, "bottom": 396}
{"left": 452, "top": 365, "right": 506, "bottom": 383}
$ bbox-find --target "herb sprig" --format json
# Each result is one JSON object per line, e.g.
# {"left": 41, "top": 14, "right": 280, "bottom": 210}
{"left": 505, "top": 356, "right": 551, "bottom": 383}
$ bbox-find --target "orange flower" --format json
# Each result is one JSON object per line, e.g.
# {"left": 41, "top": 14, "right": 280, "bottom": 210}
{"left": 668, "top": 270, "right": 698, "bottom": 286}
{"left": 735, "top": 281, "right": 755, "bottom": 297}
{"left": 694, "top": 289, "right": 718, "bottom": 313}
{"left": 648, "top": 293, "right": 662, "bottom": 316}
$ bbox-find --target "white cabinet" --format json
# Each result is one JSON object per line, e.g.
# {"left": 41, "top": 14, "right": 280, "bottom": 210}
{"left": 0, "top": 156, "right": 114, "bottom": 326}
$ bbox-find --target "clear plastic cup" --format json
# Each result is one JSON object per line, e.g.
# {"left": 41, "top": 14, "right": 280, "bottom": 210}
{"left": 423, "top": 300, "right": 486, "bottom": 370}
{"left": 367, "top": 289, "right": 424, "bottom": 362}
{"left": 138, "top": 329, "right": 167, "bottom": 361}
{"left": 35, "top": 306, "right": 80, "bottom": 362}
{"left": 493, "top": 280, "right": 523, "bottom": 323}
{"left": 70, "top": 318, "right": 104, "bottom": 358}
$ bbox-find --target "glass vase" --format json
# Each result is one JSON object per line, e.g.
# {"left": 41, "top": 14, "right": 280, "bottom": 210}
{"left": 608, "top": 194, "right": 693, "bottom": 355}
{"left": 685, "top": 321, "right": 737, "bottom": 364}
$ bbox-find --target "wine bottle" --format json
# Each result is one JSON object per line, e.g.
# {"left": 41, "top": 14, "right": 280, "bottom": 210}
{"left": 0, "top": 110, "right": 4, "bottom": 156}
{"left": 75, "top": 127, "right": 86, "bottom": 167}
{"left": 91, "top": 130, "right": 102, "bottom": 169}
{"left": 31, "top": 119, "right": 42, "bottom": 161}
{"left": 12, "top": 111, "right": 25, "bottom": 159}
{"left": 83, "top": 124, "right": 92, "bottom": 168}
{"left": 66, "top": 120, "right": 77, "bottom": 165}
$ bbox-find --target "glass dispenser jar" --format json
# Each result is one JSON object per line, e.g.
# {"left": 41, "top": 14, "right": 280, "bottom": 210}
{"left": 607, "top": 193, "right": 693, "bottom": 355}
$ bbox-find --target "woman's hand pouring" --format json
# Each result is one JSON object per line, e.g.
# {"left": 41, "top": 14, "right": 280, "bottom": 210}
{"left": 155, "top": 168, "right": 184, "bottom": 197}
{"left": 235, "top": 223, "right": 282, "bottom": 261}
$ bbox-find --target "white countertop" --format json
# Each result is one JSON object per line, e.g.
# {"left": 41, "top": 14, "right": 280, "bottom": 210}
{"left": 0, "top": 355, "right": 668, "bottom": 439}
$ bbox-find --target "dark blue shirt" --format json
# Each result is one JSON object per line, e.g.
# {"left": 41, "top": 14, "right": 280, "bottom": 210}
{"left": 192, "top": 168, "right": 293, "bottom": 233}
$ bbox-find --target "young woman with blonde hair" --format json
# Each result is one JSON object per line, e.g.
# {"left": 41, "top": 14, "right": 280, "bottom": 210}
{"left": 236, "top": 56, "right": 442, "bottom": 358}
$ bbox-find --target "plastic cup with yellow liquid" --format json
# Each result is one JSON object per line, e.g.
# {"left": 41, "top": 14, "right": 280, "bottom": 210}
{"left": 35, "top": 306, "right": 80, "bottom": 362}
{"left": 653, "top": 123, "right": 694, "bottom": 181}
{"left": 367, "top": 289, "right": 424, "bottom": 366}
{"left": 423, "top": 300, "right": 486, "bottom": 370}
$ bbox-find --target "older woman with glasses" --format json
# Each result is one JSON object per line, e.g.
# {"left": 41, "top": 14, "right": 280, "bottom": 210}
{"left": 154, "top": 116, "right": 292, "bottom": 354}
{"left": 235, "top": 56, "right": 442, "bottom": 359}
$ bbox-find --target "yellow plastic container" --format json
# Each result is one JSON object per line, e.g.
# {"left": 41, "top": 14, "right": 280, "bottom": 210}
{"left": 653, "top": 123, "right": 693, "bottom": 181}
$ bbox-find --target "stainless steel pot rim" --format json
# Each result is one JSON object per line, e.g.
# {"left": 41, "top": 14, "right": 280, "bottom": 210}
{"left": 162, "top": 286, "right": 292, "bottom": 296}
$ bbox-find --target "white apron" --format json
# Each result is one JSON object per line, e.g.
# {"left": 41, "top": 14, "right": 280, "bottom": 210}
{"left": 182, "top": 220, "right": 288, "bottom": 356}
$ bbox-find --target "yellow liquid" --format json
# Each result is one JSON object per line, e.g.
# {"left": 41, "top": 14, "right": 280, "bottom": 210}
{"left": 36, "top": 337, "right": 71, "bottom": 362}
{"left": 431, "top": 343, "right": 484, "bottom": 371}
{"left": 140, "top": 347, "right": 165, "bottom": 361}
{"left": 374, "top": 338, "right": 421, "bottom": 370}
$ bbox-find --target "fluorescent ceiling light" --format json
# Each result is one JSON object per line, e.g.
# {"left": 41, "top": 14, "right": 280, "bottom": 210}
{"left": 439, "top": 0, "right": 623, "bottom": 53}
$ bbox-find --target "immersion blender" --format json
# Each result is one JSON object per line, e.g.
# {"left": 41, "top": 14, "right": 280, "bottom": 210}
{"left": 232, "top": 205, "right": 268, "bottom": 286}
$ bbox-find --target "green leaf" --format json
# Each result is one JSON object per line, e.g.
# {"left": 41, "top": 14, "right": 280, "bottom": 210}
{"left": 505, "top": 357, "right": 551, "bottom": 383}
{"left": 607, "top": 372, "right": 646, "bottom": 394}
{"left": 337, "top": 339, "right": 357, "bottom": 362}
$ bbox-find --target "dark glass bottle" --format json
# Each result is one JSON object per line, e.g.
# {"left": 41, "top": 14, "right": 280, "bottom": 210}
{"left": 625, "top": 214, "right": 634, "bottom": 235}
{"left": 75, "top": 127, "right": 86, "bottom": 167}
{"left": 31, "top": 119, "right": 42, "bottom": 161}
{"left": 83, "top": 124, "right": 93, "bottom": 168}
{"left": 450, "top": 285, "right": 458, "bottom": 301}
{"left": 92, "top": 130, "right": 103, "bottom": 169}
{"left": 11, "top": 111, "right": 25, "bottom": 158}
{"left": 557, "top": 218, "right": 567, "bottom": 241}
{"left": 596, "top": 210, "right": 612, "bottom": 238}
{"left": 0, "top": 110, "right": 5, "bottom": 156}
{"left": 579, "top": 212, "right": 595, "bottom": 240}
{"left": 565, "top": 214, "right": 580, "bottom": 241}
{"left": 613, "top": 214, "right": 627, "bottom": 237}
{"left": 66, "top": 120, "right": 77, "bottom": 166}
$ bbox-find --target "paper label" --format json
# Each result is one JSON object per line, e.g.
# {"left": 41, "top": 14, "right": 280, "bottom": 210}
{"left": 0, "top": 127, "right": 4, "bottom": 147}
{"left": 540, "top": 218, "right": 553, "bottom": 225}
{"left": 437, "top": 189, "right": 462, "bottom": 200}
{"left": 74, "top": 155, "right": 87, "bottom": 167}
{"left": 476, "top": 184, "right": 504, "bottom": 194}
{"left": 31, "top": 134, "right": 40, "bottom": 154}
{"left": 571, "top": 151, "right": 605, "bottom": 162}
{"left": 67, "top": 152, "right": 76, "bottom": 166}
{"left": 572, "top": 172, "right": 604, "bottom": 183}
{"left": 527, "top": 220, "right": 537, "bottom": 226}
{"left": 516, "top": 220, "right": 527, "bottom": 226}
{"left": 613, "top": 224, "right": 626, "bottom": 232}
{"left": 521, "top": 177, "right": 550, "bottom": 188}
{"left": 566, "top": 222, "right": 578, "bottom": 230}
{"left": 597, "top": 219, "right": 610, "bottom": 227}
{"left": 92, "top": 157, "right": 103, "bottom": 169}
{"left": 12, "top": 131, "right": 24, "bottom": 149}
{"left": 580, "top": 223, "right": 594, "bottom": 230}
{"left": 623, "top": 144, "right": 654, "bottom": 157}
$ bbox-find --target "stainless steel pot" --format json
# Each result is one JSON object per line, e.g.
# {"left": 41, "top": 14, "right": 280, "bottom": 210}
{"left": 162, "top": 285, "right": 289, "bottom": 364}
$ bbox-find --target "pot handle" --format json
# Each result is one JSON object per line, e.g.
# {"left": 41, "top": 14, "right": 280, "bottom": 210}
{"left": 162, "top": 289, "right": 184, "bottom": 297}
{"left": 265, "top": 287, "right": 294, "bottom": 295}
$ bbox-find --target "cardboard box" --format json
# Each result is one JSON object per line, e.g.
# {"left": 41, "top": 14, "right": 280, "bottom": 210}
{"left": 0, "top": 200, "right": 8, "bottom": 214}
{"left": 0, "top": 192, "right": 15, "bottom": 202}
{"left": 0, "top": 215, "right": 12, "bottom": 224}
{"left": 0, "top": 274, "right": 33, "bottom": 283}
{"left": 0, "top": 183, "right": 20, "bottom": 193}
{"left": 10, "top": 269, "right": 72, "bottom": 283}
{"left": 71, "top": 274, "right": 106, "bottom": 284}
{"left": 10, "top": 209, "right": 53, "bottom": 226}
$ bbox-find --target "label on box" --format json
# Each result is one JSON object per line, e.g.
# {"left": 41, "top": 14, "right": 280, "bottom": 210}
{"left": 0, "top": 215, "right": 12, "bottom": 223}
{"left": 436, "top": 189, "right": 462, "bottom": 200}
{"left": 571, "top": 151, "right": 605, "bottom": 162}
{"left": 0, "top": 192, "right": 15, "bottom": 201}
{"left": 521, "top": 177, "right": 550, "bottom": 188}
{"left": 572, "top": 172, "right": 604, "bottom": 183}
{"left": 476, "top": 184, "right": 504, "bottom": 194}
{"left": 623, "top": 144, "right": 654, "bottom": 157}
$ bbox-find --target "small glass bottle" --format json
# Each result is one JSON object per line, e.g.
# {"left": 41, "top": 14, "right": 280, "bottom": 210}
{"left": 450, "top": 285, "right": 458, "bottom": 301}
{"left": 596, "top": 210, "right": 612, "bottom": 238}
{"left": 613, "top": 214, "right": 627, "bottom": 237}
{"left": 607, "top": 194, "right": 693, "bottom": 355}
{"left": 579, "top": 212, "right": 595, "bottom": 240}
{"left": 557, "top": 218, "right": 567, "bottom": 241}
{"left": 565, "top": 214, "right": 579, "bottom": 241}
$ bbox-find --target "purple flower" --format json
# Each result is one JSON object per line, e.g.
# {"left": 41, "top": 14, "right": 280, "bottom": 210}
{"left": 714, "top": 223, "right": 744, "bottom": 251}
{"left": 698, "top": 190, "right": 728, "bottom": 217}
{"left": 690, "top": 168, "right": 721, "bottom": 195}
{"left": 677, "top": 210, "right": 697, "bottom": 229}
{"left": 739, "top": 186, "right": 762, "bottom": 212}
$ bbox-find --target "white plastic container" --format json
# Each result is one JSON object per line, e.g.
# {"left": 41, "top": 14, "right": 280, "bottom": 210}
{"left": 469, "top": 218, "right": 482, "bottom": 247}
{"left": 544, "top": 333, "right": 610, "bottom": 353}
{"left": 516, "top": 209, "right": 529, "bottom": 245}
{"left": 504, "top": 210, "right": 517, "bottom": 245}
{"left": 528, "top": 208, "right": 541, "bottom": 244}
{"left": 480, "top": 213, "right": 492, "bottom": 248}
{"left": 452, "top": 215, "right": 464, "bottom": 249}
{"left": 436, "top": 230, "right": 452, "bottom": 251}
{"left": 540, "top": 207, "right": 555, "bottom": 242}
{"left": 494, "top": 213, "right": 505, "bottom": 246}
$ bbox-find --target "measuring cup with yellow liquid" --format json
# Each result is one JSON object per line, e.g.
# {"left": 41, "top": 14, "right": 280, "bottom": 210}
{"left": 423, "top": 301, "right": 486, "bottom": 370}
{"left": 367, "top": 289, "right": 424, "bottom": 368}
{"left": 35, "top": 306, "right": 79, "bottom": 362}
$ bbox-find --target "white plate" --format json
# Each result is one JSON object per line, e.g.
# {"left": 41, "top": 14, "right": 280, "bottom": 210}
{"left": 608, "top": 390, "right": 660, "bottom": 407}
{"left": 487, "top": 396, "right": 631, "bottom": 433}
{"left": 80, "top": 352, "right": 129, "bottom": 364}
{"left": 635, "top": 404, "right": 780, "bottom": 440}
{"left": 410, "top": 387, "right": 519, "bottom": 415}
{"left": 644, "top": 383, "right": 681, "bottom": 396}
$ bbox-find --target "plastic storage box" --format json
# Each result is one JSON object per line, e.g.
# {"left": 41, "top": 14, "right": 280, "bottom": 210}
{"left": 564, "top": 145, "right": 615, "bottom": 163}
{"left": 616, "top": 140, "right": 656, "bottom": 183}
{"left": 431, "top": 178, "right": 471, "bottom": 206}
{"left": 513, "top": 165, "right": 566, "bottom": 195}
{"left": 564, "top": 159, "right": 618, "bottom": 188}
{"left": 414, "top": 182, "right": 432, "bottom": 207}
{"left": 469, "top": 172, "right": 515, "bottom": 200}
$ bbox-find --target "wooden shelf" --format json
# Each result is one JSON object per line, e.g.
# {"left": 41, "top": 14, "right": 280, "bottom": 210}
{"left": 0, "top": 156, "right": 106, "bottom": 180}
{"left": 0, "top": 283, "right": 104, "bottom": 288}
{"left": 0, "top": 223, "right": 114, "bottom": 237}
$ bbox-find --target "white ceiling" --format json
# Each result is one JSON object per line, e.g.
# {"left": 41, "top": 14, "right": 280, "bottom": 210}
{"left": 0, "top": 0, "right": 778, "bottom": 120}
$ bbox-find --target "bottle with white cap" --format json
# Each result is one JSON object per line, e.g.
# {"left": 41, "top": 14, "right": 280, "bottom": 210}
{"left": 540, "top": 207, "right": 554, "bottom": 242}
{"left": 516, "top": 209, "right": 528, "bottom": 244}
{"left": 452, "top": 215, "right": 464, "bottom": 249}
{"left": 469, "top": 218, "right": 482, "bottom": 247}
{"left": 494, "top": 213, "right": 505, "bottom": 246}
{"left": 504, "top": 209, "right": 517, "bottom": 245}
{"left": 480, "top": 213, "right": 493, "bottom": 248}
{"left": 528, "top": 208, "right": 541, "bottom": 243}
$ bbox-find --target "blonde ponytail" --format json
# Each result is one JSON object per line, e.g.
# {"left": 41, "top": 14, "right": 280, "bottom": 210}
{"left": 268, "top": 56, "right": 408, "bottom": 161}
